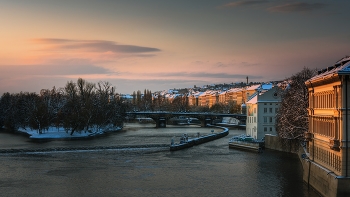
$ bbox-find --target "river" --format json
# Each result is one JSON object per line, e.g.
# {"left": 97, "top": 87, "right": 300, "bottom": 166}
{"left": 0, "top": 123, "right": 320, "bottom": 197}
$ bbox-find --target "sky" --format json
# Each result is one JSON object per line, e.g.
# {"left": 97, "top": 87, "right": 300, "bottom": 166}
{"left": 1, "top": 0, "right": 349, "bottom": 94}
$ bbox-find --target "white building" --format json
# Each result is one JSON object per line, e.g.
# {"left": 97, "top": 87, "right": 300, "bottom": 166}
{"left": 246, "top": 86, "right": 281, "bottom": 140}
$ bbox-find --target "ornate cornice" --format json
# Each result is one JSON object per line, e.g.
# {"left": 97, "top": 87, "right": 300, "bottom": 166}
{"left": 306, "top": 74, "right": 340, "bottom": 88}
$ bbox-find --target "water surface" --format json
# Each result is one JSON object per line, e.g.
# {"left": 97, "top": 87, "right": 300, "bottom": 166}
{"left": 0, "top": 124, "right": 320, "bottom": 197}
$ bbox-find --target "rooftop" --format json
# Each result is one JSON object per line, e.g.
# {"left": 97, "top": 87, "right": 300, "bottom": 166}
{"left": 310, "top": 56, "right": 350, "bottom": 81}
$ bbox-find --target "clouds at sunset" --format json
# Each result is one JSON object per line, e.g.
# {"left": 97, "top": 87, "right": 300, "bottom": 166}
{"left": 0, "top": 0, "right": 349, "bottom": 94}
{"left": 0, "top": 64, "right": 111, "bottom": 76}
{"left": 32, "top": 38, "right": 161, "bottom": 54}
{"left": 268, "top": 2, "right": 327, "bottom": 13}
{"left": 220, "top": 1, "right": 328, "bottom": 14}
{"left": 220, "top": 0, "right": 269, "bottom": 8}
{"left": 146, "top": 71, "right": 261, "bottom": 80}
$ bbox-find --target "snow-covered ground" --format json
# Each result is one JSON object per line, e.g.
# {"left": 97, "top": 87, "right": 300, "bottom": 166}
{"left": 17, "top": 126, "right": 121, "bottom": 140}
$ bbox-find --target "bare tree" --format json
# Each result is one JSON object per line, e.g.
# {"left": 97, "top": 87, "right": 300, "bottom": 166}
{"left": 275, "top": 67, "right": 316, "bottom": 139}
{"left": 170, "top": 95, "right": 189, "bottom": 112}
{"left": 0, "top": 92, "right": 21, "bottom": 131}
{"left": 28, "top": 93, "right": 49, "bottom": 134}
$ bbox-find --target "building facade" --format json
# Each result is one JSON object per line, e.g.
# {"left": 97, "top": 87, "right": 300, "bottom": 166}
{"left": 303, "top": 56, "right": 350, "bottom": 196}
{"left": 246, "top": 86, "right": 281, "bottom": 140}
{"left": 305, "top": 56, "right": 350, "bottom": 177}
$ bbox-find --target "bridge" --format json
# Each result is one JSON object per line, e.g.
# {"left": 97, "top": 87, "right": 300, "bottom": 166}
{"left": 126, "top": 111, "right": 246, "bottom": 128}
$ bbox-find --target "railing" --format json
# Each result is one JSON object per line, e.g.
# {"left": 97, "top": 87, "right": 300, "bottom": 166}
{"left": 312, "top": 90, "right": 335, "bottom": 109}
{"left": 311, "top": 116, "right": 336, "bottom": 139}
{"left": 309, "top": 145, "right": 341, "bottom": 175}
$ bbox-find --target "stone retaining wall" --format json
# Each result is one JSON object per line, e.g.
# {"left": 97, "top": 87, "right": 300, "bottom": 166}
{"left": 264, "top": 134, "right": 300, "bottom": 153}
{"left": 265, "top": 134, "right": 350, "bottom": 197}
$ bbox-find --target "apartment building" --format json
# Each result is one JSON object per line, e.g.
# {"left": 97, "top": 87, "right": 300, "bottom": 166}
{"left": 246, "top": 86, "right": 281, "bottom": 140}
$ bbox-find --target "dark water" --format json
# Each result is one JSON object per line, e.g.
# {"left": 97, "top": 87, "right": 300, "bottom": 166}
{"left": 0, "top": 124, "right": 320, "bottom": 197}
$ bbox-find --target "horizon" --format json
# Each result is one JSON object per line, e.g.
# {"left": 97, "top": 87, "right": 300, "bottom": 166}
{"left": 1, "top": 0, "right": 349, "bottom": 95}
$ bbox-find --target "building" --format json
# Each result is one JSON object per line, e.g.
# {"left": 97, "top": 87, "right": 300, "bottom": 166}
{"left": 245, "top": 84, "right": 260, "bottom": 101}
{"left": 304, "top": 56, "right": 350, "bottom": 196}
{"left": 305, "top": 56, "right": 350, "bottom": 176}
{"left": 246, "top": 85, "right": 281, "bottom": 140}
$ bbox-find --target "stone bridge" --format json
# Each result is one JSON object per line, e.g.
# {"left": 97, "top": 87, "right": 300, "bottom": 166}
{"left": 126, "top": 111, "right": 246, "bottom": 128}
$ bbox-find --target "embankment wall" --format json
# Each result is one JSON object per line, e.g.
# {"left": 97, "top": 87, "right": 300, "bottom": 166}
{"left": 265, "top": 134, "right": 350, "bottom": 197}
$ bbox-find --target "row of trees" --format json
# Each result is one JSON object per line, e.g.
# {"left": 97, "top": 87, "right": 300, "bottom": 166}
{"left": 0, "top": 78, "right": 127, "bottom": 135}
{"left": 0, "top": 77, "right": 244, "bottom": 135}
{"left": 275, "top": 67, "right": 317, "bottom": 139}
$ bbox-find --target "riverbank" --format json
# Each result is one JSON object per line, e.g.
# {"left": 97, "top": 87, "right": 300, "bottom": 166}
{"left": 13, "top": 126, "right": 123, "bottom": 140}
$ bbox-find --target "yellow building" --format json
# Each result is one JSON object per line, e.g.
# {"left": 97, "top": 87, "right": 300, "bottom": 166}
{"left": 219, "top": 91, "right": 227, "bottom": 104}
{"left": 208, "top": 91, "right": 219, "bottom": 108}
{"left": 228, "top": 88, "right": 242, "bottom": 105}
{"left": 305, "top": 56, "right": 350, "bottom": 177}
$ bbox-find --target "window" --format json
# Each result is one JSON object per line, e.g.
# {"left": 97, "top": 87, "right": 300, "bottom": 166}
{"left": 270, "top": 127, "right": 272, "bottom": 132}
{"left": 254, "top": 108, "right": 256, "bottom": 113}
{"left": 264, "top": 117, "right": 267, "bottom": 123}
{"left": 270, "top": 103, "right": 272, "bottom": 105}
{"left": 269, "top": 108, "right": 272, "bottom": 113}
{"left": 264, "top": 108, "right": 267, "bottom": 113}
{"left": 275, "top": 108, "right": 278, "bottom": 113}
{"left": 269, "top": 117, "right": 273, "bottom": 123}
{"left": 254, "top": 117, "right": 256, "bottom": 123}
{"left": 264, "top": 127, "right": 267, "bottom": 132}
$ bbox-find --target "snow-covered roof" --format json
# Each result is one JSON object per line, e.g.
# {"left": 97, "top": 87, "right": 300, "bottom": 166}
{"left": 310, "top": 56, "right": 350, "bottom": 81}
{"left": 168, "top": 89, "right": 178, "bottom": 94}
{"left": 192, "top": 91, "right": 204, "bottom": 97}
{"left": 246, "top": 84, "right": 260, "bottom": 91}
{"left": 246, "top": 94, "right": 258, "bottom": 104}
{"left": 260, "top": 83, "right": 273, "bottom": 90}
{"left": 120, "top": 94, "right": 133, "bottom": 99}
{"left": 227, "top": 88, "right": 242, "bottom": 93}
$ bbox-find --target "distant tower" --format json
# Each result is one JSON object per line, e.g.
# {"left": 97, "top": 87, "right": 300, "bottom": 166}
{"left": 246, "top": 76, "right": 248, "bottom": 85}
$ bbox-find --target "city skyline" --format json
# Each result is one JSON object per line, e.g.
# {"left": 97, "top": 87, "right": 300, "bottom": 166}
{"left": 1, "top": 0, "right": 350, "bottom": 94}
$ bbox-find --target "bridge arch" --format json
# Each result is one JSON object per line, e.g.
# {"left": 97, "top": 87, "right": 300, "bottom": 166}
{"left": 126, "top": 111, "right": 246, "bottom": 128}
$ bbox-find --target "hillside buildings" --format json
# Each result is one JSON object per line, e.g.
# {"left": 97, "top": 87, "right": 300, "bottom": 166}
{"left": 186, "top": 83, "right": 277, "bottom": 110}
